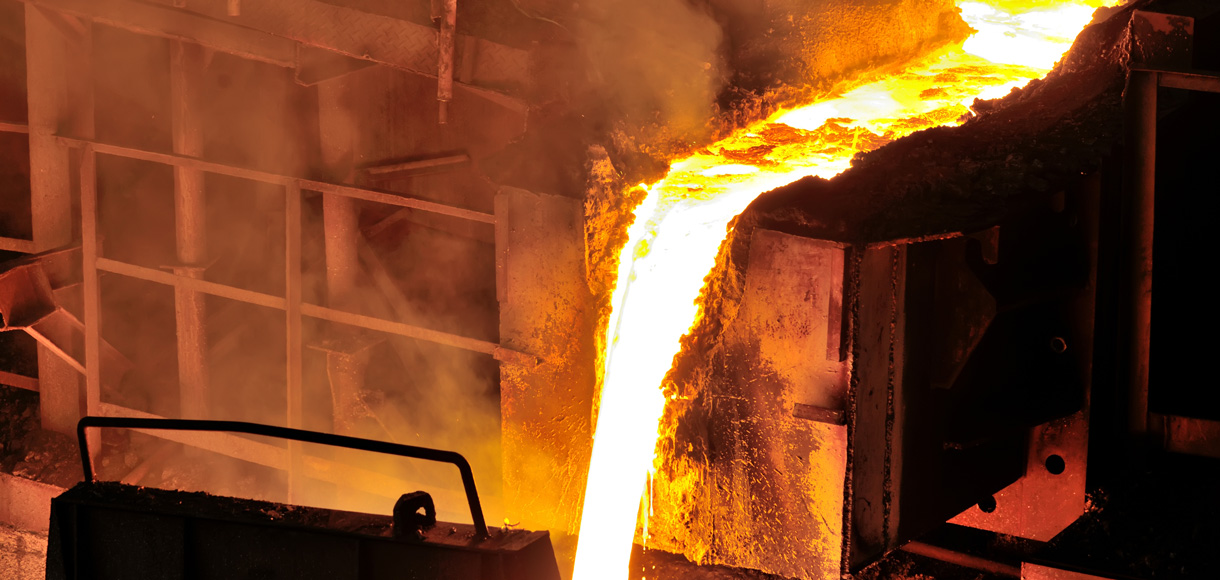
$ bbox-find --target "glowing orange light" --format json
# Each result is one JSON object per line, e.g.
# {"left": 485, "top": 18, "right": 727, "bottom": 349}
{"left": 572, "top": 2, "right": 1120, "bottom": 578}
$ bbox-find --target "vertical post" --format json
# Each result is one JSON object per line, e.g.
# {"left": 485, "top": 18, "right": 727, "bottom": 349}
{"left": 1122, "top": 71, "right": 1157, "bottom": 444}
{"left": 317, "top": 77, "right": 360, "bottom": 311}
{"left": 322, "top": 196, "right": 360, "bottom": 309}
{"left": 316, "top": 76, "right": 368, "bottom": 437}
{"left": 285, "top": 181, "right": 304, "bottom": 501}
{"left": 79, "top": 146, "right": 101, "bottom": 455}
{"left": 436, "top": 0, "right": 457, "bottom": 124}
{"left": 25, "top": 6, "right": 94, "bottom": 435}
{"left": 170, "top": 40, "right": 210, "bottom": 419}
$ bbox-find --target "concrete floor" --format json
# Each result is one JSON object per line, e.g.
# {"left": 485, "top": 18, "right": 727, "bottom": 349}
{"left": 0, "top": 523, "right": 46, "bottom": 580}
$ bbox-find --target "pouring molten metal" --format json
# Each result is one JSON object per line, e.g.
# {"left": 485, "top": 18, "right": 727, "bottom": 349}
{"left": 573, "top": 1, "right": 1121, "bottom": 577}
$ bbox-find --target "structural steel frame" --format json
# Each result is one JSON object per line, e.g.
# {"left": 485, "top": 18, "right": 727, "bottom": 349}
{"left": 0, "top": 121, "right": 534, "bottom": 502}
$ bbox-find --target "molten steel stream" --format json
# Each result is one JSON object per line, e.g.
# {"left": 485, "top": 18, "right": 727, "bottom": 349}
{"left": 572, "top": 1, "right": 1120, "bottom": 578}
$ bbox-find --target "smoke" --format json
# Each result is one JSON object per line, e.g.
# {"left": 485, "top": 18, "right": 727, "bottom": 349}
{"left": 51, "top": 20, "right": 508, "bottom": 526}
{"left": 575, "top": 0, "right": 728, "bottom": 147}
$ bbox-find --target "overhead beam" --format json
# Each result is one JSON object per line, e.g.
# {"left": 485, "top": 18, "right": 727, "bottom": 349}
{"left": 21, "top": 0, "right": 529, "bottom": 110}
{"left": 19, "top": 0, "right": 296, "bottom": 67}
{"left": 146, "top": 0, "right": 529, "bottom": 109}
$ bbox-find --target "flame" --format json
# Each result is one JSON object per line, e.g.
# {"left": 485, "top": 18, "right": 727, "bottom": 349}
{"left": 572, "top": 1, "right": 1119, "bottom": 578}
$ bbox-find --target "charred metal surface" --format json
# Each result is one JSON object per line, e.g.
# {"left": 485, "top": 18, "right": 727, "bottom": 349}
{"left": 740, "top": 2, "right": 1148, "bottom": 244}
{"left": 1129, "top": 10, "right": 1195, "bottom": 69}
{"left": 847, "top": 244, "right": 905, "bottom": 569}
{"left": 711, "top": 230, "right": 848, "bottom": 580}
{"left": 649, "top": 229, "right": 849, "bottom": 579}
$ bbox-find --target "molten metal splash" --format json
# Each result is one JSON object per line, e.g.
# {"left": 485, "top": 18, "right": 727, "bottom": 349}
{"left": 572, "top": 1, "right": 1119, "bottom": 578}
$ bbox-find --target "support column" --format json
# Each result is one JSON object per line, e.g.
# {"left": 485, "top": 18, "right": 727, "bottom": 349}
{"left": 25, "top": 6, "right": 94, "bottom": 434}
{"left": 317, "top": 77, "right": 359, "bottom": 310}
{"left": 285, "top": 182, "right": 304, "bottom": 500}
{"left": 316, "top": 76, "right": 369, "bottom": 436}
{"left": 1122, "top": 70, "right": 1157, "bottom": 446}
{"left": 170, "top": 41, "right": 210, "bottom": 419}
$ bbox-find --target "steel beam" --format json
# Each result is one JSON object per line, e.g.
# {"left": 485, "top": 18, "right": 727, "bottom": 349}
{"left": 17, "top": 0, "right": 296, "bottom": 68}
{"left": 93, "top": 257, "right": 533, "bottom": 364}
{"left": 55, "top": 136, "right": 496, "bottom": 223}
{"left": 1157, "top": 69, "right": 1220, "bottom": 93}
{"left": 0, "top": 370, "right": 39, "bottom": 392}
{"left": 0, "top": 237, "right": 35, "bottom": 254}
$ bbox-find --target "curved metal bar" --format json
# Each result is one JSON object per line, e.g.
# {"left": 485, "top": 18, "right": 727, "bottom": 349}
{"left": 76, "top": 416, "right": 489, "bottom": 538}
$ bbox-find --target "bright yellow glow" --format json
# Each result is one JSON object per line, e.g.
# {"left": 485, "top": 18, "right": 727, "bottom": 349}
{"left": 572, "top": 2, "right": 1120, "bottom": 579}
